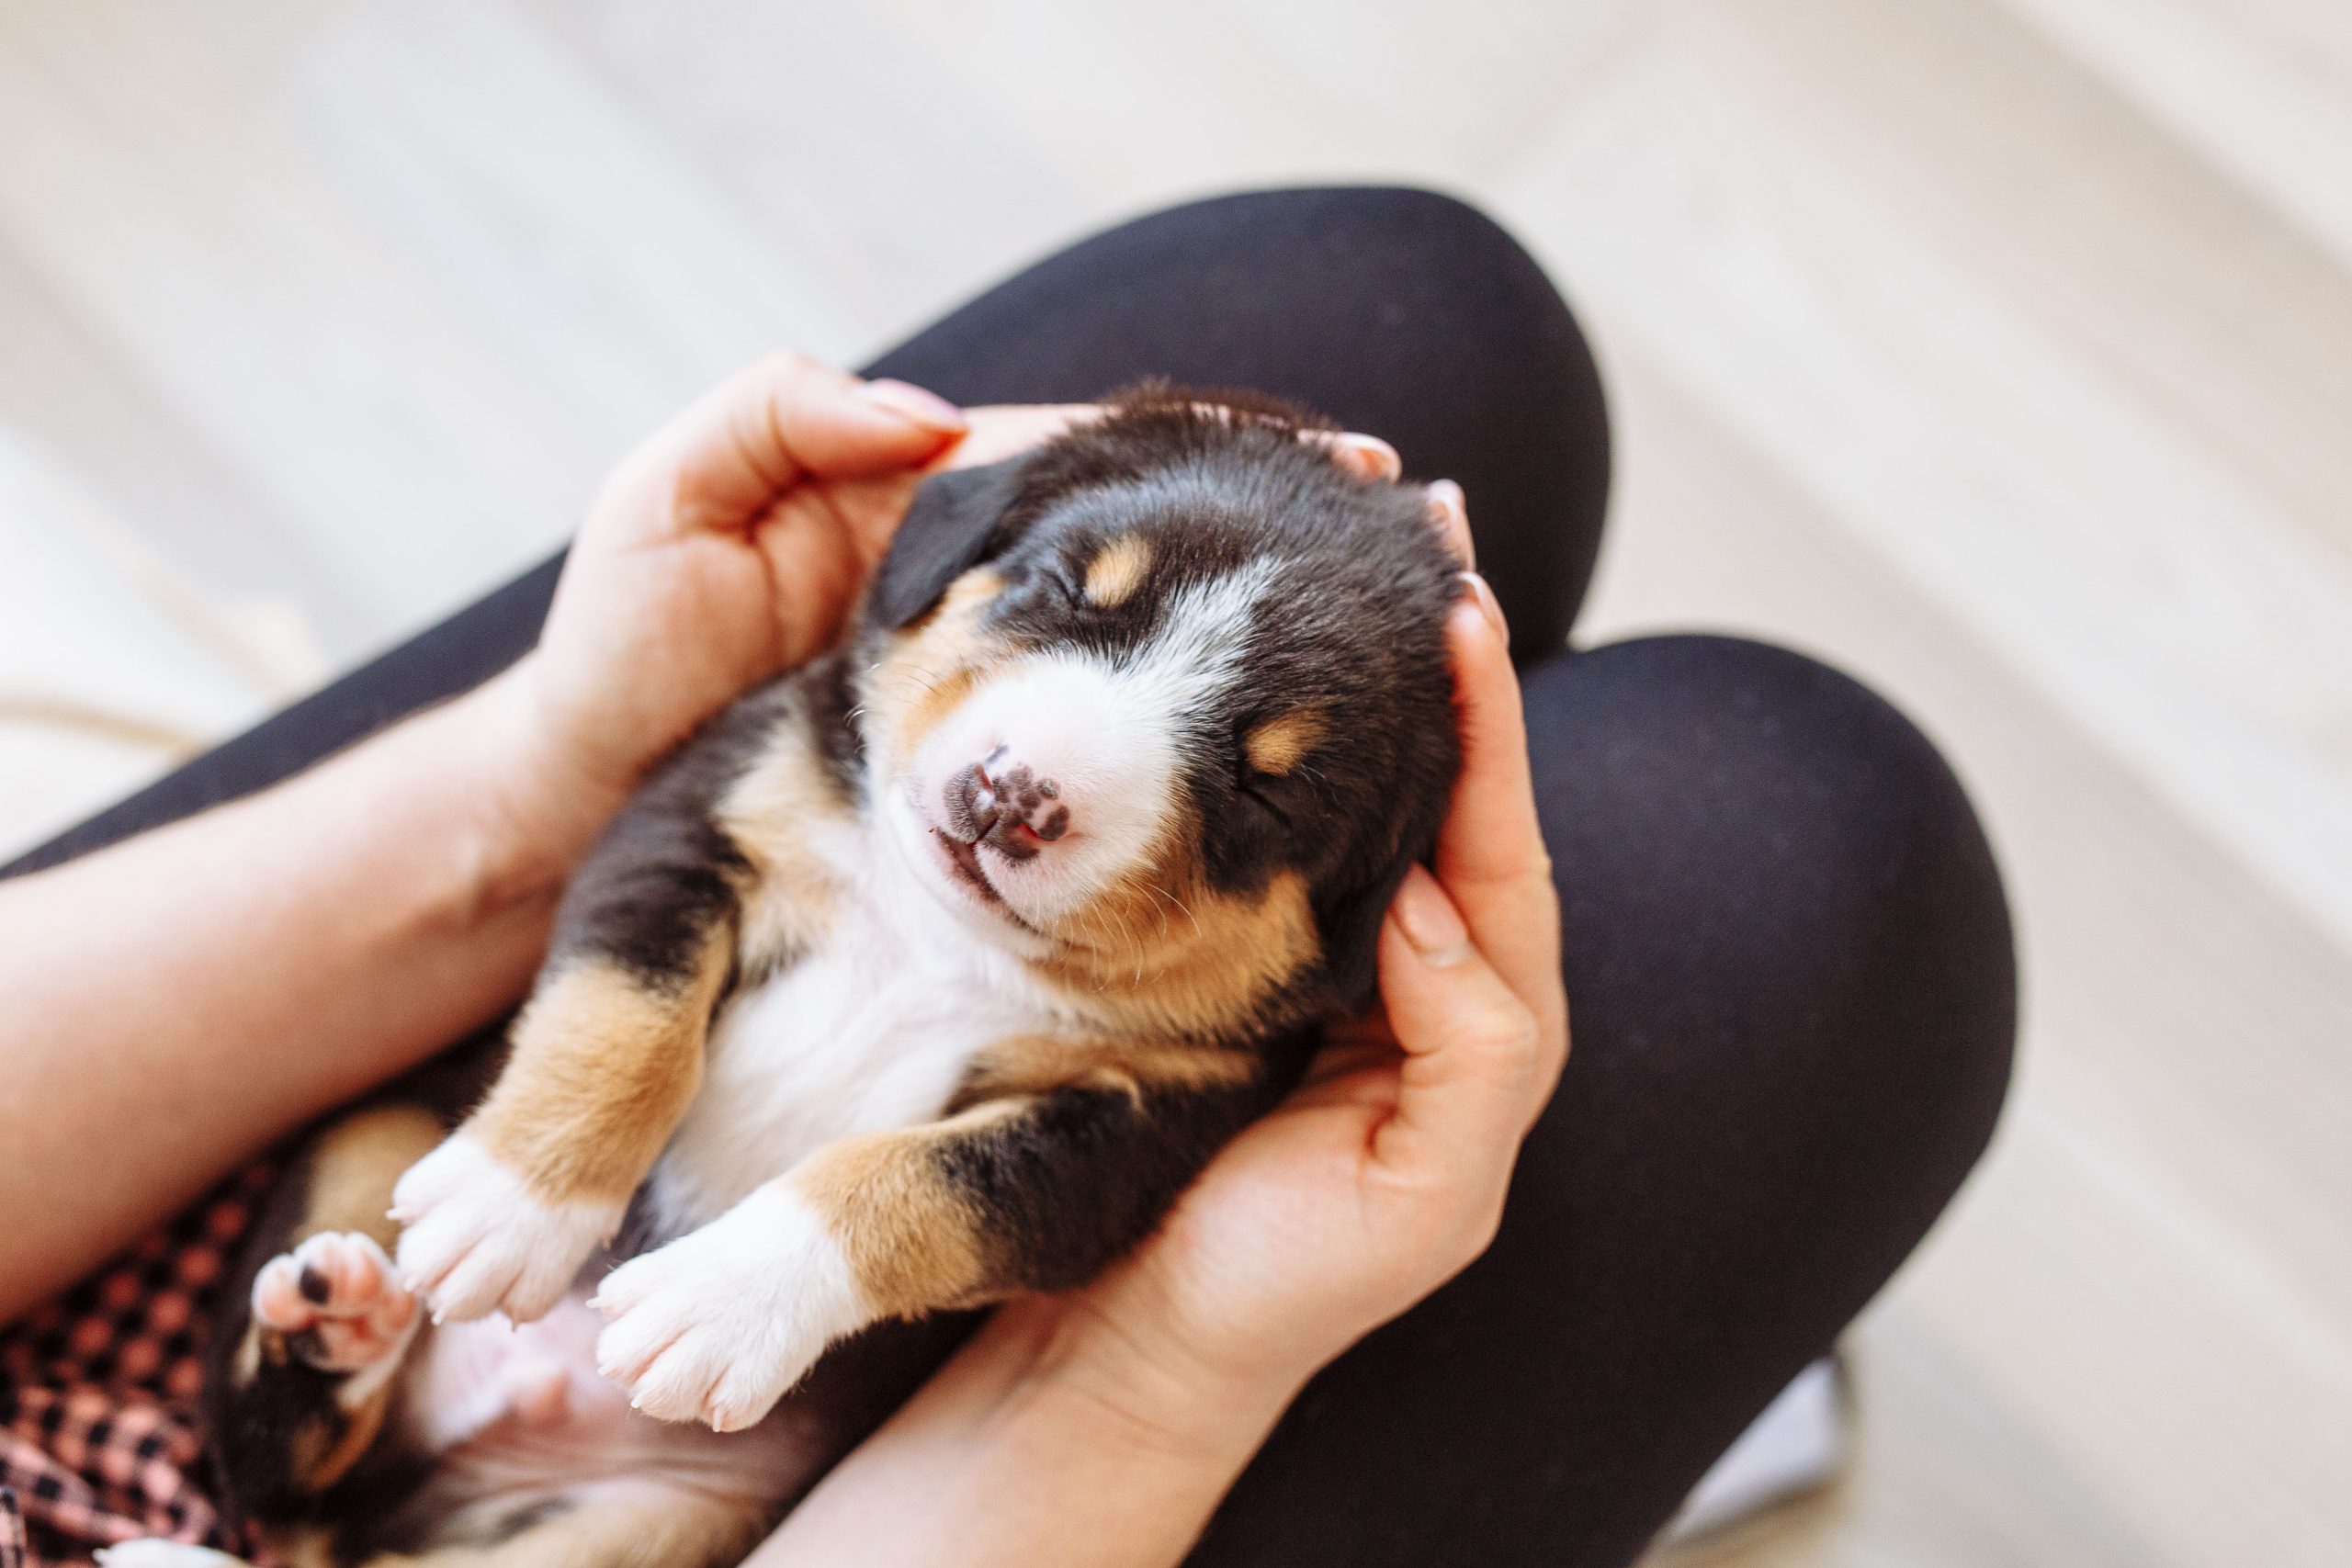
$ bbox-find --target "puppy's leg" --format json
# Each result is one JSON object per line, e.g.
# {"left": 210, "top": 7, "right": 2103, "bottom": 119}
{"left": 391, "top": 712, "right": 785, "bottom": 1325}
{"left": 105, "top": 1481, "right": 764, "bottom": 1568}
{"left": 206, "top": 1103, "right": 444, "bottom": 1528}
{"left": 389, "top": 947, "right": 732, "bottom": 1325}
{"left": 594, "top": 1044, "right": 1268, "bottom": 1430}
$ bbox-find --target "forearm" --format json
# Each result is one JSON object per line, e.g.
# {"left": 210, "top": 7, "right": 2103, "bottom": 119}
{"left": 757, "top": 1301, "right": 1304, "bottom": 1568}
{"left": 0, "top": 658, "right": 609, "bottom": 1322}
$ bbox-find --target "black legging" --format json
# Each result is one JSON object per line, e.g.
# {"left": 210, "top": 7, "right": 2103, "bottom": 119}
{"left": 6, "top": 187, "right": 2016, "bottom": 1568}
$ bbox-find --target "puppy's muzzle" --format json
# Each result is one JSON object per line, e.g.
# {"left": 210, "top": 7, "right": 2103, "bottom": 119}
{"left": 944, "top": 746, "right": 1071, "bottom": 863}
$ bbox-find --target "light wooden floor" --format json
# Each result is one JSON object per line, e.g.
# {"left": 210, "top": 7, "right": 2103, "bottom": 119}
{"left": 1, "top": 4, "right": 2346, "bottom": 1563}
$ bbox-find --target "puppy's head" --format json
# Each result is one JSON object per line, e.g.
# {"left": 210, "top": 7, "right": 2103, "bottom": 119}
{"left": 854, "top": 389, "right": 1461, "bottom": 1040}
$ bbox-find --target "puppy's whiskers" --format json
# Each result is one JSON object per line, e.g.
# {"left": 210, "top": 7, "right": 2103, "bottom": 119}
{"left": 1146, "top": 881, "right": 1204, "bottom": 942}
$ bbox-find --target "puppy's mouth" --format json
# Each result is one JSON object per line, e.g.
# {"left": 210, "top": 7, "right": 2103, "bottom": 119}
{"left": 929, "top": 829, "right": 1045, "bottom": 937}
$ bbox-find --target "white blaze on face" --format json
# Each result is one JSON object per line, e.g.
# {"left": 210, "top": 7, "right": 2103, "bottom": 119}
{"left": 902, "top": 560, "right": 1275, "bottom": 931}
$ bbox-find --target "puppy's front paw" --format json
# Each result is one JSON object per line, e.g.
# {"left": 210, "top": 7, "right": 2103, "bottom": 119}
{"left": 95, "top": 1544, "right": 247, "bottom": 1566}
{"left": 589, "top": 1184, "right": 867, "bottom": 1433}
{"left": 390, "top": 1134, "right": 619, "bottom": 1324}
{"left": 251, "top": 1231, "right": 418, "bottom": 1371}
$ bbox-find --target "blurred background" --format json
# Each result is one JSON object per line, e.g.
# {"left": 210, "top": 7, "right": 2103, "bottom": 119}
{"left": 1, "top": 2, "right": 2346, "bottom": 1563}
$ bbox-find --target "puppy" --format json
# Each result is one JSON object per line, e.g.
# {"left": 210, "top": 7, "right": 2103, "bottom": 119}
{"left": 122, "top": 387, "right": 1463, "bottom": 1568}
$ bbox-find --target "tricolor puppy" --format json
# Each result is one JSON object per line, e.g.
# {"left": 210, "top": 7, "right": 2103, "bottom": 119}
{"left": 132, "top": 389, "right": 1463, "bottom": 1568}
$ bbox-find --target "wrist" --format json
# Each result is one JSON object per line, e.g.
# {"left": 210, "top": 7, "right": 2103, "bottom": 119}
{"left": 429, "top": 659, "right": 629, "bottom": 922}
{"left": 995, "top": 1297, "right": 1310, "bottom": 1466}
{"left": 761, "top": 1301, "right": 1300, "bottom": 1568}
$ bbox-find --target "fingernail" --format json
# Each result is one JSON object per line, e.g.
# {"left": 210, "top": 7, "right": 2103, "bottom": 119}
{"left": 1393, "top": 864, "right": 1473, "bottom": 966}
{"left": 857, "top": 378, "right": 967, "bottom": 434}
{"left": 1427, "top": 479, "right": 1475, "bottom": 567}
{"left": 1458, "top": 571, "right": 1508, "bottom": 642}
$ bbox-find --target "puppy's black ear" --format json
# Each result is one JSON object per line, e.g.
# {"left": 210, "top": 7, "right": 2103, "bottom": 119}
{"left": 869, "top": 457, "right": 1032, "bottom": 629}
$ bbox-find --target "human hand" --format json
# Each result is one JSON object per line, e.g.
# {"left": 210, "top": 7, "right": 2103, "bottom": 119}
{"left": 473, "top": 353, "right": 1089, "bottom": 869}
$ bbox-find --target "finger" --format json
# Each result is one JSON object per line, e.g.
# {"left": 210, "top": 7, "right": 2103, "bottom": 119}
{"left": 820, "top": 402, "right": 1104, "bottom": 570}
{"left": 618, "top": 353, "right": 966, "bottom": 541}
{"left": 1425, "top": 479, "right": 1474, "bottom": 566}
{"left": 1373, "top": 864, "right": 1548, "bottom": 1178}
{"left": 941, "top": 403, "right": 1101, "bottom": 468}
{"left": 1436, "top": 582, "right": 1568, "bottom": 1093}
{"left": 1325, "top": 432, "right": 1403, "bottom": 481}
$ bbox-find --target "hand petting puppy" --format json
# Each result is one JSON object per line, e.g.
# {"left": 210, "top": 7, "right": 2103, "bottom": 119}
{"left": 469, "top": 355, "right": 1094, "bottom": 910}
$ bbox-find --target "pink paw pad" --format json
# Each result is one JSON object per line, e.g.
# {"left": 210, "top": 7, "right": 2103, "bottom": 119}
{"left": 251, "top": 1232, "right": 419, "bottom": 1372}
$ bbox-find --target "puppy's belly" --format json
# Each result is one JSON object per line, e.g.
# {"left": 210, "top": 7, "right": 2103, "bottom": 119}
{"left": 641, "top": 918, "right": 1047, "bottom": 1236}
{"left": 407, "top": 1294, "right": 825, "bottom": 1510}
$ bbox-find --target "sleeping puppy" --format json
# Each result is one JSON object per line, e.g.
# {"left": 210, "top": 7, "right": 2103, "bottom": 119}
{"left": 117, "top": 387, "right": 1463, "bottom": 1568}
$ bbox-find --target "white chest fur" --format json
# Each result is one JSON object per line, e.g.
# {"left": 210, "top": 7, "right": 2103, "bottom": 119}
{"left": 640, "top": 861, "right": 1060, "bottom": 1240}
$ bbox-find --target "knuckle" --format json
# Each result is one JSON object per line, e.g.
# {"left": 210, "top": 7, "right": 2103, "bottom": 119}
{"left": 1463, "top": 1001, "right": 1542, "bottom": 1062}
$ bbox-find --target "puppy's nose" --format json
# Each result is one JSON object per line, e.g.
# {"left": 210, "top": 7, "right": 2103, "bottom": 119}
{"left": 943, "top": 747, "right": 1070, "bottom": 862}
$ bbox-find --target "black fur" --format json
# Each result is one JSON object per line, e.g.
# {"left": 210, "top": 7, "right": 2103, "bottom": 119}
{"left": 798, "top": 649, "right": 867, "bottom": 804}
{"left": 550, "top": 702, "right": 768, "bottom": 989}
{"left": 934, "top": 1060, "right": 1301, "bottom": 1295}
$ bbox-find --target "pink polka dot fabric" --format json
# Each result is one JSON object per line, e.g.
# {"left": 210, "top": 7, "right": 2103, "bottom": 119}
{"left": 0, "top": 1164, "right": 272, "bottom": 1567}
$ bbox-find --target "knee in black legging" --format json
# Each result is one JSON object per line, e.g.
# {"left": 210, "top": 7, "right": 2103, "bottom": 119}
{"left": 1456, "top": 634, "right": 2019, "bottom": 1559}
{"left": 1521, "top": 631, "right": 2016, "bottom": 1318}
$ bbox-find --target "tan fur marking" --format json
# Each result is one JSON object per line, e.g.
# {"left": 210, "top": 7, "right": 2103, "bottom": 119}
{"left": 1244, "top": 709, "right": 1324, "bottom": 777}
{"left": 266, "top": 1530, "right": 338, "bottom": 1568}
{"left": 261, "top": 1483, "right": 763, "bottom": 1568}
{"left": 899, "top": 664, "right": 981, "bottom": 766}
{"left": 291, "top": 1394, "right": 389, "bottom": 1493}
{"left": 718, "top": 721, "right": 850, "bottom": 967}
{"left": 958, "top": 1034, "right": 1258, "bottom": 1108}
{"left": 474, "top": 954, "right": 727, "bottom": 1207}
{"left": 794, "top": 1101, "right": 1023, "bottom": 1317}
{"left": 862, "top": 567, "right": 1004, "bottom": 764}
{"left": 1038, "top": 829, "right": 1321, "bottom": 1039}
{"left": 1083, "top": 534, "right": 1153, "bottom": 607}
{"left": 301, "top": 1104, "right": 444, "bottom": 1253}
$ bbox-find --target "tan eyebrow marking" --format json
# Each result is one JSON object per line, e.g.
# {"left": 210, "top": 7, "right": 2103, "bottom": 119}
{"left": 1083, "top": 535, "right": 1153, "bottom": 607}
{"left": 1245, "top": 710, "right": 1324, "bottom": 777}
